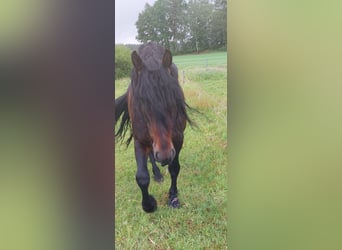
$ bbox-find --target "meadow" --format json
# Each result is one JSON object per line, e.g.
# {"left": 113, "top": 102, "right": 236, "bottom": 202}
{"left": 115, "top": 51, "right": 228, "bottom": 249}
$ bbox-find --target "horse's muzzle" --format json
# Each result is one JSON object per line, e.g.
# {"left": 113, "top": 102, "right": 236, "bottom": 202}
{"left": 154, "top": 148, "right": 175, "bottom": 166}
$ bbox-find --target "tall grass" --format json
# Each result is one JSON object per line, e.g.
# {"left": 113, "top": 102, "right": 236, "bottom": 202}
{"left": 115, "top": 52, "right": 227, "bottom": 249}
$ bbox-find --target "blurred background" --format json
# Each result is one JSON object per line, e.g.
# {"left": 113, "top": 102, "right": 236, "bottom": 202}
{"left": 0, "top": 1, "right": 114, "bottom": 249}
{"left": 229, "top": 1, "right": 342, "bottom": 249}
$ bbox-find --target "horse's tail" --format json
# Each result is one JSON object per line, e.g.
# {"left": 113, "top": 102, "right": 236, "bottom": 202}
{"left": 115, "top": 92, "right": 133, "bottom": 146}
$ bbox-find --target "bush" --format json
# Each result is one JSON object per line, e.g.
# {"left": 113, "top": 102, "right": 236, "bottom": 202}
{"left": 115, "top": 45, "right": 132, "bottom": 79}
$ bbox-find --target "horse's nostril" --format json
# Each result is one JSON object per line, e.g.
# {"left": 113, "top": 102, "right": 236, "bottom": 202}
{"left": 155, "top": 152, "right": 160, "bottom": 161}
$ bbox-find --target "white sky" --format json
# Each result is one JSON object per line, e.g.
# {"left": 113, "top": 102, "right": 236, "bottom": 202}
{"left": 115, "top": 0, "right": 157, "bottom": 44}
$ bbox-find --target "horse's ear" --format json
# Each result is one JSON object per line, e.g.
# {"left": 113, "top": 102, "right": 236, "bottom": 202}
{"left": 131, "top": 51, "right": 143, "bottom": 70}
{"left": 162, "top": 49, "right": 172, "bottom": 68}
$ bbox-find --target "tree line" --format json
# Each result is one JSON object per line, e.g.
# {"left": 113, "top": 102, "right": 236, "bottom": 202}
{"left": 135, "top": 0, "right": 227, "bottom": 54}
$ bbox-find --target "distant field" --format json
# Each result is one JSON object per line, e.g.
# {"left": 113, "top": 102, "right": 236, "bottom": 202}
{"left": 173, "top": 51, "right": 227, "bottom": 68}
{"left": 115, "top": 51, "right": 228, "bottom": 249}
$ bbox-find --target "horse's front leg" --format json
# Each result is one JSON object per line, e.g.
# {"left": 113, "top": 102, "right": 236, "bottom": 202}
{"left": 134, "top": 140, "right": 157, "bottom": 213}
{"left": 168, "top": 152, "right": 181, "bottom": 208}
{"left": 149, "top": 152, "right": 163, "bottom": 183}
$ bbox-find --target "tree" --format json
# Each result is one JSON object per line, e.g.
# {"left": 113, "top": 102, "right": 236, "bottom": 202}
{"left": 135, "top": 0, "right": 227, "bottom": 53}
{"left": 187, "top": 0, "right": 214, "bottom": 51}
{"left": 210, "top": 0, "right": 227, "bottom": 49}
{"left": 136, "top": 0, "right": 188, "bottom": 53}
{"left": 115, "top": 45, "right": 132, "bottom": 79}
{"left": 164, "top": 0, "right": 188, "bottom": 53}
{"left": 136, "top": 2, "right": 171, "bottom": 48}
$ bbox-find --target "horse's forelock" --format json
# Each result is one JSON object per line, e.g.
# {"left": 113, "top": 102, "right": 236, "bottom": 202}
{"left": 137, "top": 42, "right": 165, "bottom": 71}
{"left": 132, "top": 66, "right": 184, "bottom": 132}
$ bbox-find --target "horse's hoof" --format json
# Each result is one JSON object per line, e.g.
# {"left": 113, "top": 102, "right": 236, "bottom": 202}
{"left": 142, "top": 195, "right": 157, "bottom": 213}
{"left": 153, "top": 174, "right": 164, "bottom": 183}
{"left": 168, "top": 197, "right": 180, "bottom": 208}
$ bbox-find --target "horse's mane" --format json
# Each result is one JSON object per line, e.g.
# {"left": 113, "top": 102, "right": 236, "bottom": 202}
{"left": 133, "top": 43, "right": 192, "bottom": 129}
{"left": 115, "top": 42, "right": 195, "bottom": 146}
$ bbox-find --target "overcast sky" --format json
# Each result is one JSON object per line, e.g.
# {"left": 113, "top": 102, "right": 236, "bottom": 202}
{"left": 115, "top": 0, "right": 157, "bottom": 44}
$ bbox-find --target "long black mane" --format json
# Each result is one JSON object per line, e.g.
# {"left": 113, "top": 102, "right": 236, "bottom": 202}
{"left": 115, "top": 42, "right": 194, "bottom": 145}
{"left": 132, "top": 66, "right": 189, "bottom": 126}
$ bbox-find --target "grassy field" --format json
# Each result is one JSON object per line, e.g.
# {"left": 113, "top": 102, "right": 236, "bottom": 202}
{"left": 115, "top": 51, "right": 228, "bottom": 249}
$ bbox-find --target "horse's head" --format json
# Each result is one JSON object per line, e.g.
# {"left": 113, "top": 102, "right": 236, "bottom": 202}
{"left": 131, "top": 45, "right": 178, "bottom": 165}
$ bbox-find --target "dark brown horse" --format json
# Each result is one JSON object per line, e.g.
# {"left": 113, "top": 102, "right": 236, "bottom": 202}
{"left": 115, "top": 42, "right": 193, "bottom": 213}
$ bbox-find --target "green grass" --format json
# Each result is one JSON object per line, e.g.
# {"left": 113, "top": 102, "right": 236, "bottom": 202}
{"left": 173, "top": 51, "right": 227, "bottom": 68}
{"left": 115, "top": 51, "right": 227, "bottom": 249}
